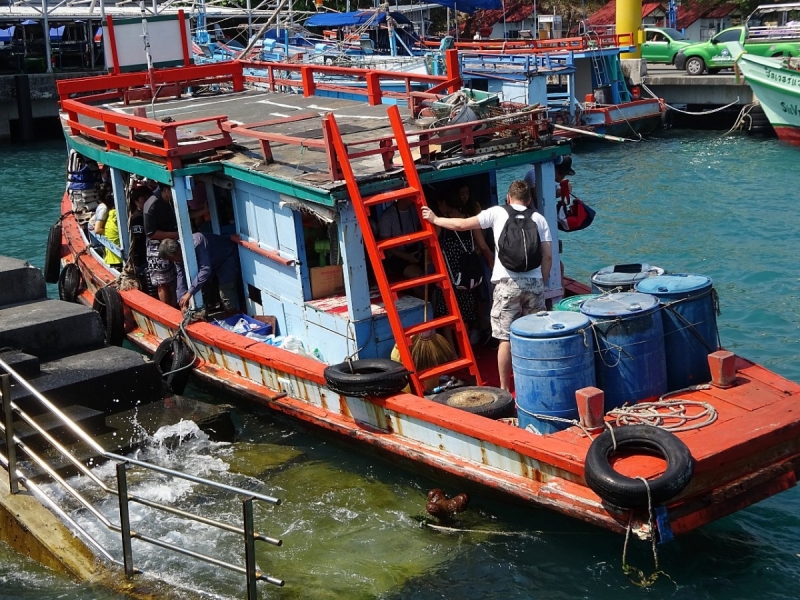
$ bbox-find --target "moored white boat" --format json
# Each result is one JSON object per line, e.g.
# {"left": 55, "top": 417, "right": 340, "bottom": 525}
{"left": 736, "top": 52, "right": 800, "bottom": 145}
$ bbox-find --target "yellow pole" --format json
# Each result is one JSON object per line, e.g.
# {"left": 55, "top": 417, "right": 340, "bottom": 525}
{"left": 616, "top": 0, "right": 642, "bottom": 58}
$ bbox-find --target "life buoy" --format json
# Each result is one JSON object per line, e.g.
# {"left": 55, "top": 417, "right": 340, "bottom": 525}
{"left": 58, "top": 263, "right": 82, "bottom": 303}
{"left": 323, "top": 359, "right": 409, "bottom": 397}
{"left": 92, "top": 286, "right": 125, "bottom": 346}
{"left": 431, "top": 386, "right": 514, "bottom": 419}
{"left": 584, "top": 425, "right": 693, "bottom": 509}
{"left": 153, "top": 336, "right": 194, "bottom": 395}
{"left": 44, "top": 224, "right": 63, "bottom": 284}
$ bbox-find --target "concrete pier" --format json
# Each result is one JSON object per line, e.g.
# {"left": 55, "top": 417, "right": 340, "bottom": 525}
{"left": 0, "top": 71, "right": 98, "bottom": 141}
{"left": 643, "top": 65, "right": 753, "bottom": 106}
{"left": 0, "top": 255, "right": 235, "bottom": 597}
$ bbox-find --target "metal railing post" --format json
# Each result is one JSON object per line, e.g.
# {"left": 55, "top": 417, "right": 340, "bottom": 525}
{"left": 243, "top": 497, "right": 258, "bottom": 600}
{"left": 1, "top": 374, "right": 18, "bottom": 494}
{"left": 116, "top": 461, "right": 135, "bottom": 577}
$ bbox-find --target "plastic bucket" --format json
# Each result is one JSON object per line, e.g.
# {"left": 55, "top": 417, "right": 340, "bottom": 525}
{"left": 554, "top": 294, "right": 598, "bottom": 313}
{"left": 635, "top": 274, "right": 718, "bottom": 391}
{"left": 580, "top": 292, "right": 667, "bottom": 410}
{"left": 510, "top": 311, "right": 595, "bottom": 435}
{"left": 590, "top": 263, "right": 665, "bottom": 294}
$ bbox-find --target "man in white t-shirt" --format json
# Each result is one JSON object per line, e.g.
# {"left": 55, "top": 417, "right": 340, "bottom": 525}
{"left": 422, "top": 180, "right": 552, "bottom": 391}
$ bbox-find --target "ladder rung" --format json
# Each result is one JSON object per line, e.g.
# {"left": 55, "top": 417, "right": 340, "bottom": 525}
{"left": 376, "top": 230, "right": 435, "bottom": 252}
{"left": 390, "top": 272, "right": 447, "bottom": 293}
{"left": 418, "top": 358, "right": 475, "bottom": 382}
{"left": 405, "top": 315, "right": 459, "bottom": 337}
{"left": 364, "top": 187, "right": 418, "bottom": 207}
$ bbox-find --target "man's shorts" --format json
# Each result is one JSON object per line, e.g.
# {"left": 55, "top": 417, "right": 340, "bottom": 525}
{"left": 490, "top": 277, "right": 545, "bottom": 341}
{"left": 146, "top": 240, "right": 176, "bottom": 286}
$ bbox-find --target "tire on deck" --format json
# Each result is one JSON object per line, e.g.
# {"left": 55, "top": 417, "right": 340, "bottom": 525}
{"left": 431, "top": 386, "right": 515, "bottom": 419}
{"left": 323, "top": 359, "right": 409, "bottom": 397}
{"left": 584, "top": 424, "right": 693, "bottom": 509}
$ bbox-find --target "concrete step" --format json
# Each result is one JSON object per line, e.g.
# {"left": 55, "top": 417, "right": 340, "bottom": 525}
{"left": 0, "top": 298, "right": 105, "bottom": 360}
{"left": 0, "top": 257, "right": 46, "bottom": 307}
{"left": 10, "top": 346, "right": 165, "bottom": 416}
{"left": 0, "top": 350, "right": 40, "bottom": 379}
{"left": 0, "top": 405, "right": 111, "bottom": 453}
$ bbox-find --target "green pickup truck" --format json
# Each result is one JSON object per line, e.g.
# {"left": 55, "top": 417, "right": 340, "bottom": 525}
{"left": 675, "top": 25, "right": 800, "bottom": 75}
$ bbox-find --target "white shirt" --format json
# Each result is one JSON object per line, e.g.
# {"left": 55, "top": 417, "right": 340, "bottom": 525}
{"left": 477, "top": 204, "right": 551, "bottom": 283}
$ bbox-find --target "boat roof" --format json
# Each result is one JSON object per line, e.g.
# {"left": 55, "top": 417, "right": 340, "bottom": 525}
{"left": 59, "top": 62, "right": 567, "bottom": 206}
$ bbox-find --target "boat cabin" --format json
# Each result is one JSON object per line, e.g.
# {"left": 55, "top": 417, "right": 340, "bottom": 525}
{"left": 59, "top": 58, "right": 568, "bottom": 373}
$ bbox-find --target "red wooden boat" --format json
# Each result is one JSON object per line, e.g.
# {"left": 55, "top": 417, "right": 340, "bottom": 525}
{"left": 50, "top": 49, "right": 800, "bottom": 544}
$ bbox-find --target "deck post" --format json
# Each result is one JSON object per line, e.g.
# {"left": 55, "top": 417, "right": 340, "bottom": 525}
{"left": 531, "top": 161, "right": 563, "bottom": 302}
{"left": 445, "top": 49, "right": 461, "bottom": 94}
{"left": 110, "top": 167, "right": 130, "bottom": 259}
{"left": 300, "top": 66, "right": 315, "bottom": 97}
{"left": 366, "top": 72, "right": 381, "bottom": 106}
{"left": 171, "top": 175, "right": 204, "bottom": 310}
{"left": 338, "top": 203, "right": 372, "bottom": 324}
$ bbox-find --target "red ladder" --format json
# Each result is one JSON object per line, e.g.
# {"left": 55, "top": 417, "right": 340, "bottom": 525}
{"left": 324, "top": 105, "right": 482, "bottom": 396}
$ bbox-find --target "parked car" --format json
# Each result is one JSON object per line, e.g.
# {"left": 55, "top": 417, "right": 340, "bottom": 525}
{"left": 642, "top": 27, "right": 697, "bottom": 65}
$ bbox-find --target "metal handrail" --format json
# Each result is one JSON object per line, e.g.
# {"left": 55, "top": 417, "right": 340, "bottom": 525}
{"left": 0, "top": 357, "right": 284, "bottom": 597}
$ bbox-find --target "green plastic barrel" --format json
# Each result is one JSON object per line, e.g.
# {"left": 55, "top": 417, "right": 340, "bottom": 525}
{"left": 554, "top": 294, "right": 598, "bottom": 312}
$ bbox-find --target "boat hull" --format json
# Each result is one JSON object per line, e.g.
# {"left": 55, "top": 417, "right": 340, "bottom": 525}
{"left": 581, "top": 98, "right": 665, "bottom": 137}
{"left": 57, "top": 190, "right": 800, "bottom": 540}
{"left": 736, "top": 53, "right": 800, "bottom": 145}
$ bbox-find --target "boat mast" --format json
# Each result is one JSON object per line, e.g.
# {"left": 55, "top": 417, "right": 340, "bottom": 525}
{"left": 139, "top": 0, "right": 156, "bottom": 95}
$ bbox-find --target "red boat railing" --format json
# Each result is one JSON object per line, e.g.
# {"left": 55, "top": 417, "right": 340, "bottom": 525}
{"left": 223, "top": 103, "right": 549, "bottom": 180}
{"left": 237, "top": 49, "right": 461, "bottom": 106}
{"left": 54, "top": 52, "right": 546, "bottom": 177}
{"left": 422, "top": 32, "right": 634, "bottom": 53}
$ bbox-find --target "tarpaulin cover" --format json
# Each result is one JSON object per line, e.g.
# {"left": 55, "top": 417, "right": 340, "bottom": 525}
{"left": 305, "top": 10, "right": 413, "bottom": 28}
{"left": 425, "top": 0, "right": 503, "bottom": 14}
{"left": 0, "top": 26, "right": 14, "bottom": 43}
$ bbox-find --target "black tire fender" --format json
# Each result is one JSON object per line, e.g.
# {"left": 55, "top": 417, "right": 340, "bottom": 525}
{"left": 584, "top": 425, "right": 694, "bottom": 509}
{"left": 323, "top": 359, "right": 409, "bottom": 397}
{"left": 431, "top": 386, "right": 514, "bottom": 419}
{"left": 44, "top": 224, "right": 63, "bottom": 284}
{"left": 58, "top": 263, "right": 82, "bottom": 303}
{"left": 153, "top": 336, "right": 194, "bottom": 395}
{"left": 92, "top": 286, "right": 125, "bottom": 346}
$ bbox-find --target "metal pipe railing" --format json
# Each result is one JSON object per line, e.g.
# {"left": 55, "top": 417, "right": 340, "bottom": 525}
{"left": 0, "top": 357, "right": 285, "bottom": 594}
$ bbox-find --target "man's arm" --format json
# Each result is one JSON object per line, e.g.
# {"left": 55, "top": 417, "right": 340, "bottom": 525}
{"left": 187, "top": 239, "right": 212, "bottom": 298}
{"left": 421, "top": 207, "right": 482, "bottom": 231}
{"left": 539, "top": 241, "right": 552, "bottom": 287}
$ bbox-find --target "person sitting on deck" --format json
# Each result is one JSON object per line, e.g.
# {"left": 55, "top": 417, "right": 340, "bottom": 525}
{"left": 422, "top": 180, "right": 552, "bottom": 391}
{"left": 158, "top": 233, "right": 241, "bottom": 316}
{"left": 377, "top": 198, "right": 424, "bottom": 281}
{"left": 103, "top": 207, "right": 122, "bottom": 270}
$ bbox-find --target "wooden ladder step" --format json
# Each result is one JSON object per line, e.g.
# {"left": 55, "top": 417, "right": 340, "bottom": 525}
{"left": 376, "top": 230, "right": 435, "bottom": 252}
{"left": 390, "top": 272, "right": 447, "bottom": 293}
{"left": 363, "top": 187, "right": 419, "bottom": 207}
{"left": 404, "top": 315, "right": 460, "bottom": 338}
{"left": 418, "top": 358, "right": 475, "bottom": 382}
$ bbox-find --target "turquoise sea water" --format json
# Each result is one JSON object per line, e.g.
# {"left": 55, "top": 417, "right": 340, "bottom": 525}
{"left": 1, "top": 132, "right": 799, "bottom": 599}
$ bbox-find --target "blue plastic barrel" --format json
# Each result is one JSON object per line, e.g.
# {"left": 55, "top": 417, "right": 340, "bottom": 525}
{"left": 580, "top": 293, "right": 667, "bottom": 410}
{"left": 635, "top": 274, "right": 718, "bottom": 391}
{"left": 510, "top": 311, "right": 595, "bottom": 435}
{"left": 554, "top": 294, "right": 598, "bottom": 312}
{"left": 590, "top": 263, "right": 665, "bottom": 294}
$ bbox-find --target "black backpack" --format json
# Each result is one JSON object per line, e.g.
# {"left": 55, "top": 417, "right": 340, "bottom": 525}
{"left": 497, "top": 205, "right": 542, "bottom": 273}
